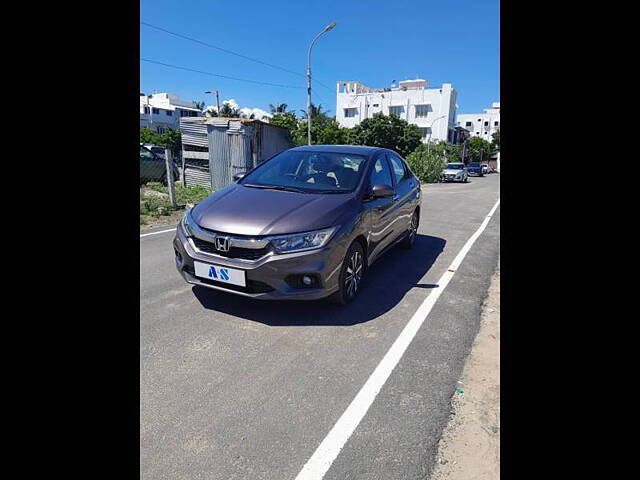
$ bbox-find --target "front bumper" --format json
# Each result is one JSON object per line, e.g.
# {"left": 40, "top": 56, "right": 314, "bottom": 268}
{"left": 173, "top": 225, "right": 344, "bottom": 300}
{"left": 442, "top": 175, "right": 464, "bottom": 182}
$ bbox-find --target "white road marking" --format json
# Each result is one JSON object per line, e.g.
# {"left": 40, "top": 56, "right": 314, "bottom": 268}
{"left": 140, "top": 228, "right": 176, "bottom": 238}
{"left": 294, "top": 198, "right": 500, "bottom": 480}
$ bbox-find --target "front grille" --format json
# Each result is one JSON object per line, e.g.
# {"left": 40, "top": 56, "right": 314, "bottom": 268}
{"left": 192, "top": 237, "right": 272, "bottom": 260}
{"left": 183, "top": 265, "right": 274, "bottom": 293}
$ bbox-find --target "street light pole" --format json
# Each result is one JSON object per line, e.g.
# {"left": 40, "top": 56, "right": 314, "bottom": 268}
{"left": 426, "top": 114, "right": 447, "bottom": 155}
{"left": 307, "top": 21, "right": 336, "bottom": 145}
{"left": 205, "top": 90, "right": 220, "bottom": 116}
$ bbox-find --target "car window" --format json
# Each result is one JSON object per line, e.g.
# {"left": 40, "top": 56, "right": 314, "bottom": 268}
{"left": 140, "top": 147, "right": 154, "bottom": 160}
{"left": 387, "top": 154, "right": 409, "bottom": 184}
{"left": 369, "top": 156, "right": 393, "bottom": 187}
{"left": 240, "top": 150, "right": 367, "bottom": 192}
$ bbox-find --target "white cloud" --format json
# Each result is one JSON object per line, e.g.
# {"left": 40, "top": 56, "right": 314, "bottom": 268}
{"left": 204, "top": 98, "right": 273, "bottom": 122}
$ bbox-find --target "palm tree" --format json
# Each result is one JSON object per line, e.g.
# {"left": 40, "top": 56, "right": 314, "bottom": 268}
{"left": 193, "top": 101, "right": 206, "bottom": 111}
{"left": 218, "top": 103, "right": 241, "bottom": 118}
{"left": 299, "top": 103, "right": 328, "bottom": 120}
{"left": 269, "top": 103, "right": 289, "bottom": 114}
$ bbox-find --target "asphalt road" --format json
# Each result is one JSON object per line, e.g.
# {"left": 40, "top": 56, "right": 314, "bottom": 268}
{"left": 140, "top": 173, "right": 500, "bottom": 480}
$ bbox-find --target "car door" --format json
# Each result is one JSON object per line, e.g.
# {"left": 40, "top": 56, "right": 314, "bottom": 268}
{"left": 386, "top": 152, "right": 419, "bottom": 238}
{"left": 362, "top": 154, "right": 398, "bottom": 262}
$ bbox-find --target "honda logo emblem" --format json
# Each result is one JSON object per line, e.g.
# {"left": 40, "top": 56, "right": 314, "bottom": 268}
{"left": 215, "top": 236, "right": 230, "bottom": 252}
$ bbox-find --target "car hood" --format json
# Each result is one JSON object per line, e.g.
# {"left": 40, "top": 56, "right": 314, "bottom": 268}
{"left": 191, "top": 184, "right": 356, "bottom": 236}
{"left": 443, "top": 169, "right": 464, "bottom": 175}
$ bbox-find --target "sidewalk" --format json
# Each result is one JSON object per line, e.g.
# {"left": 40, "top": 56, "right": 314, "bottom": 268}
{"left": 430, "top": 267, "right": 500, "bottom": 480}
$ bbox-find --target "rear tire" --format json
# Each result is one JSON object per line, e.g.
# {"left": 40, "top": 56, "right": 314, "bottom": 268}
{"left": 400, "top": 210, "right": 419, "bottom": 249}
{"left": 329, "top": 242, "right": 365, "bottom": 305}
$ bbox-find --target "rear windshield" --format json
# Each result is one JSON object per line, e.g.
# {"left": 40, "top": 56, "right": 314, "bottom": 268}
{"left": 241, "top": 150, "right": 368, "bottom": 193}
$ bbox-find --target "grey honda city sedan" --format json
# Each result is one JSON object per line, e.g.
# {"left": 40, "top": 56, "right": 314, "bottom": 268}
{"left": 173, "top": 145, "right": 421, "bottom": 304}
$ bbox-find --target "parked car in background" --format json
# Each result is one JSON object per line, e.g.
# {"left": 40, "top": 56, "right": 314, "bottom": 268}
{"left": 467, "top": 162, "right": 485, "bottom": 177}
{"left": 140, "top": 145, "right": 179, "bottom": 185}
{"left": 481, "top": 163, "right": 489, "bottom": 174}
{"left": 174, "top": 145, "right": 422, "bottom": 305}
{"left": 142, "top": 144, "right": 166, "bottom": 160}
{"left": 441, "top": 163, "right": 468, "bottom": 183}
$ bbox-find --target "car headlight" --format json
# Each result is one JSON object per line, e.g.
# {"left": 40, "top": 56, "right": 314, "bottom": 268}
{"left": 269, "top": 227, "right": 337, "bottom": 254}
{"left": 181, "top": 209, "right": 195, "bottom": 237}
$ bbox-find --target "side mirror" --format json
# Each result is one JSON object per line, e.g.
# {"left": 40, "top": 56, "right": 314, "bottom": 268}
{"left": 233, "top": 173, "right": 246, "bottom": 182}
{"left": 371, "top": 183, "right": 394, "bottom": 198}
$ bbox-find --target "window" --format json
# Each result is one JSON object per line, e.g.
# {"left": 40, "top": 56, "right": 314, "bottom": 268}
{"left": 372, "top": 103, "right": 379, "bottom": 107}
{"left": 419, "top": 127, "right": 431, "bottom": 139}
{"left": 465, "top": 121, "right": 472, "bottom": 127}
{"left": 369, "top": 157, "right": 393, "bottom": 188}
{"left": 166, "top": 110, "right": 172, "bottom": 116}
{"left": 387, "top": 154, "right": 409, "bottom": 184}
{"left": 152, "top": 108, "right": 159, "bottom": 114}
{"left": 140, "top": 147, "right": 154, "bottom": 160}
{"left": 477, "top": 118, "right": 481, "bottom": 122}
{"left": 143, "top": 106, "right": 150, "bottom": 114}
{"left": 344, "top": 108, "right": 358, "bottom": 118}
{"left": 484, "top": 121, "right": 489, "bottom": 126}
{"left": 414, "top": 105, "right": 430, "bottom": 118}
{"left": 494, "top": 121, "right": 499, "bottom": 126}
{"left": 156, "top": 126, "right": 165, "bottom": 134}
{"left": 389, "top": 105, "right": 404, "bottom": 116}
{"left": 240, "top": 150, "right": 368, "bottom": 192}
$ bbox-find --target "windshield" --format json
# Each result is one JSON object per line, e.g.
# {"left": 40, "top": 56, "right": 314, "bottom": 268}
{"left": 446, "top": 163, "right": 464, "bottom": 170}
{"left": 240, "top": 150, "right": 368, "bottom": 193}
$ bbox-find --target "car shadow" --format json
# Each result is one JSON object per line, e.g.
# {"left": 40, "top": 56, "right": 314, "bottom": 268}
{"left": 192, "top": 234, "right": 446, "bottom": 326}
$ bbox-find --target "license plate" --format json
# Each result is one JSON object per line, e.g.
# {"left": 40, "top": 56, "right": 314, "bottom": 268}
{"left": 194, "top": 261, "right": 246, "bottom": 287}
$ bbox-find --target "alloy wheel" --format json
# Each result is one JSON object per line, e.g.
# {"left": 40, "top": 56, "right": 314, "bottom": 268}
{"left": 344, "top": 250, "right": 363, "bottom": 298}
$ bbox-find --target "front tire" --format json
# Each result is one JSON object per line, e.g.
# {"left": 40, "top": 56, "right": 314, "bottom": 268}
{"left": 329, "top": 242, "right": 365, "bottom": 305}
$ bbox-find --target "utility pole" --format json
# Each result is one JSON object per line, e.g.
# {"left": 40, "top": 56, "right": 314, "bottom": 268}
{"left": 307, "top": 22, "right": 337, "bottom": 145}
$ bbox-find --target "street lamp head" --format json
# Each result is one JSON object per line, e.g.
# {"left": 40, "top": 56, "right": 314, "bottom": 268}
{"left": 324, "top": 21, "right": 337, "bottom": 32}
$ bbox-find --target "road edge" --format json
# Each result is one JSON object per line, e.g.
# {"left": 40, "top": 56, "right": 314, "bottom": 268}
{"left": 429, "top": 264, "right": 501, "bottom": 480}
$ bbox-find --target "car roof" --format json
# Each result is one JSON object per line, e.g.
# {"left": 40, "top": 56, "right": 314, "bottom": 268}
{"left": 289, "top": 144, "right": 387, "bottom": 158}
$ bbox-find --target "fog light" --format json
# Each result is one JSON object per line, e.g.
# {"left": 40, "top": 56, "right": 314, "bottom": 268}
{"left": 302, "top": 275, "right": 312, "bottom": 286}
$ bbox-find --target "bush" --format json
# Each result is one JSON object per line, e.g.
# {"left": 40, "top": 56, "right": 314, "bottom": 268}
{"left": 406, "top": 144, "right": 446, "bottom": 183}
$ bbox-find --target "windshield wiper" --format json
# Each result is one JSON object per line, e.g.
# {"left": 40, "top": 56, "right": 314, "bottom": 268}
{"left": 242, "top": 183, "right": 307, "bottom": 193}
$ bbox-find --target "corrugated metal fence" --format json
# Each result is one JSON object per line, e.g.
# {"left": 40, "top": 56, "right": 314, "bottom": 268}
{"left": 180, "top": 118, "right": 291, "bottom": 190}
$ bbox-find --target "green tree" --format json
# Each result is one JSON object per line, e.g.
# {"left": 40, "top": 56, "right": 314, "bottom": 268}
{"left": 193, "top": 101, "right": 206, "bottom": 111}
{"left": 269, "top": 112, "right": 298, "bottom": 131}
{"left": 406, "top": 143, "right": 446, "bottom": 183}
{"left": 315, "top": 119, "right": 350, "bottom": 145}
{"left": 159, "top": 127, "right": 182, "bottom": 155}
{"left": 349, "top": 113, "right": 422, "bottom": 157}
{"left": 140, "top": 127, "right": 182, "bottom": 155}
{"left": 491, "top": 130, "right": 500, "bottom": 152}
{"left": 467, "top": 137, "right": 494, "bottom": 162}
{"left": 140, "top": 127, "right": 161, "bottom": 145}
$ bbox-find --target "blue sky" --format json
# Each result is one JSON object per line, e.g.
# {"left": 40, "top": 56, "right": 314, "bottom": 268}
{"left": 140, "top": 0, "right": 499, "bottom": 116}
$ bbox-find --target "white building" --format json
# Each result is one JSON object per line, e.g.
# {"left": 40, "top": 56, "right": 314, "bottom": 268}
{"left": 140, "top": 92, "right": 202, "bottom": 134}
{"left": 336, "top": 79, "right": 459, "bottom": 144}
{"left": 456, "top": 102, "right": 500, "bottom": 141}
